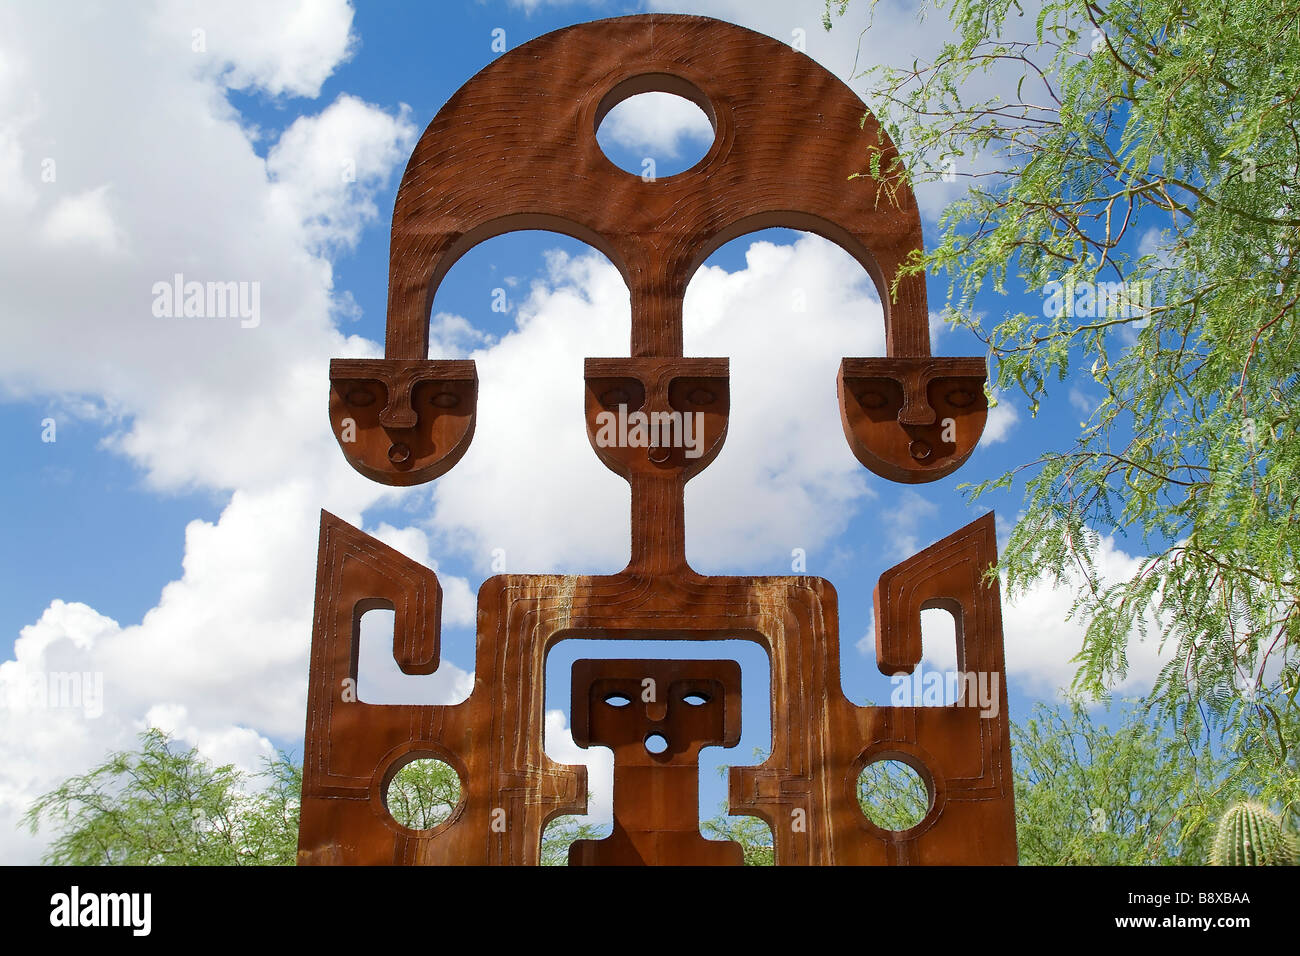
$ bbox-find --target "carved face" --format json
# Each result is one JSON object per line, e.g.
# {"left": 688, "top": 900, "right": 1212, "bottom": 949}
{"left": 329, "top": 358, "right": 477, "bottom": 486}
{"left": 584, "top": 358, "right": 729, "bottom": 480}
{"left": 838, "top": 357, "right": 988, "bottom": 483}
{"left": 570, "top": 658, "right": 741, "bottom": 763}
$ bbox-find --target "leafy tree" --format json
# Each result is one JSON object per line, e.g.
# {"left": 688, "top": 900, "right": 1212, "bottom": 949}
{"left": 823, "top": 0, "right": 1300, "bottom": 805}
{"left": 237, "top": 744, "right": 303, "bottom": 865}
{"left": 1013, "top": 696, "right": 1297, "bottom": 862}
{"left": 857, "top": 758, "right": 931, "bottom": 831}
{"left": 24, "top": 728, "right": 300, "bottom": 865}
{"left": 1015, "top": 698, "right": 1226, "bottom": 863}
{"left": 384, "top": 758, "right": 462, "bottom": 832}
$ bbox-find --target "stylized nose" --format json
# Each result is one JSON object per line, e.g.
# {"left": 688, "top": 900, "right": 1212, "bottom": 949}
{"left": 645, "top": 700, "right": 667, "bottom": 722}
{"left": 380, "top": 401, "right": 418, "bottom": 429}
{"left": 898, "top": 383, "right": 936, "bottom": 426}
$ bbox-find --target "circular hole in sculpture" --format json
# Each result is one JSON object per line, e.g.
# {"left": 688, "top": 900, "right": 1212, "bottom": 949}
{"left": 385, "top": 757, "right": 462, "bottom": 831}
{"left": 644, "top": 733, "right": 669, "bottom": 754}
{"left": 596, "top": 91, "right": 715, "bottom": 178}
{"left": 858, "top": 758, "right": 931, "bottom": 832}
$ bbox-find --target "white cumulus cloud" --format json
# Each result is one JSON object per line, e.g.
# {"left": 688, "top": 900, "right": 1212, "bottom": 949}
{"left": 598, "top": 92, "right": 714, "bottom": 160}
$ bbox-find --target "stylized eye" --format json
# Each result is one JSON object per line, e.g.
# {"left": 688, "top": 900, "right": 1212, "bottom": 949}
{"left": 431, "top": 392, "right": 460, "bottom": 409}
{"left": 682, "top": 693, "right": 709, "bottom": 706}
{"left": 604, "top": 693, "right": 631, "bottom": 708}
{"left": 945, "top": 389, "right": 976, "bottom": 408}
{"left": 687, "top": 388, "right": 715, "bottom": 406}
{"left": 345, "top": 388, "right": 376, "bottom": 407}
{"left": 600, "top": 387, "right": 631, "bottom": 406}
{"left": 857, "top": 390, "right": 888, "bottom": 408}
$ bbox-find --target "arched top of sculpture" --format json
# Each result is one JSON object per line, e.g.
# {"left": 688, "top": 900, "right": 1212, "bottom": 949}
{"left": 383, "top": 13, "right": 929, "bottom": 360}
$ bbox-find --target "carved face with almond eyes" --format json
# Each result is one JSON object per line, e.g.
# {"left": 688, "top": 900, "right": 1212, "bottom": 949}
{"left": 570, "top": 658, "right": 742, "bottom": 764}
{"left": 584, "top": 357, "right": 729, "bottom": 480}
{"left": 837, "top": 357, "right": 988, "bottom": 484}
{"left": 329, "top": 358, "right": 477, "bottom": 486}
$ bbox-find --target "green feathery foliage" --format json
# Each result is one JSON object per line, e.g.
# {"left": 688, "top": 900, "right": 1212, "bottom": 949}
{"left": 23, "top": 728, "right": 300, "bottom": 865}
{"left": 824, "top": 0, "right": 1300, "bottom": 815}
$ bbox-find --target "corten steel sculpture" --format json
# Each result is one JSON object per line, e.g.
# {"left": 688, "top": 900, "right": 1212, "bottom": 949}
{"left": 297, "top": 13, "right": 1017, "bottom": 865}
{"left": 567, "top": 659, "right": 744, "bottom": 866}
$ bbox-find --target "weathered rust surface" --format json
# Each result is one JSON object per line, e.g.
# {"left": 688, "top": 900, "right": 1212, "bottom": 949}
{"left": 298, "top": 13, "right": 1017, "bottom": 865}
{"left": 838, "top": 356, "right": 989, "bottom": 483}
{"left": 568, "top": 659, "right": 743, "bottom": 866}
{"left": 329, "top": 359, "right": 476, "bottom": 486}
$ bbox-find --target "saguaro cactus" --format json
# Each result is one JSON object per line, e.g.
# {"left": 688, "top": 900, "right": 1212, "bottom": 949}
{"left": 1210, "top": 801, "right": 1297, "bottom": 866}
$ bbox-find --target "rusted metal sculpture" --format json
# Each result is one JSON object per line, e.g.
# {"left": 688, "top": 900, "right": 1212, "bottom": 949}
{"left": 568, "top": 659, "right": 744, "bottom": 866}
{"left": 297, "top": 13, "right": 1017, "bottom": 865}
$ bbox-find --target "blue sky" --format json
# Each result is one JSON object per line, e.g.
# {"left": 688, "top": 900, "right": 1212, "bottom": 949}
{"left": 0, "top": 0, "right": 1168, "bottom": 862}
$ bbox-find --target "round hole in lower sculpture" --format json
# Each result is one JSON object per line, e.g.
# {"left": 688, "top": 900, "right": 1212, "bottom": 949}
{"left": 384, "top": 757, "right": 462, "bottom": 832}
{"left": 857, "top": 758, "right": 931, "bottom": 832}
